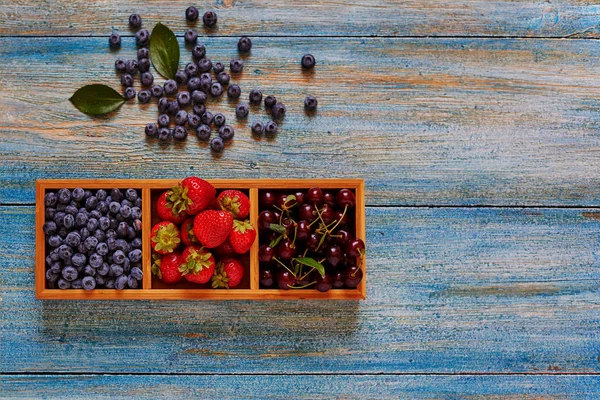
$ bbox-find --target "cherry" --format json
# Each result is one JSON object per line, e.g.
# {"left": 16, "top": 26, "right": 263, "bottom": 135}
{"left": 277, "top": 270, "right": 295, "bottom": 290}
{"left": 276, "top": 194, "right": 296, "bottom": 210}
{"left": 323, "top": 190, "right": 336, "bottom": 206}
{"left": 265, "top": 231, "right": 279, "bottom": 243}
{"left": 346, "top": 238, "right": 365, "bottom": 258}
{"left": 333, "top": 229, "right": 351, "bottom": 246}
{"left": 320, "top": 203, "right": 335, "bottom": 224}
{"left": 259, "top": 245, "right": 274, "bottom": 263}
{"left": 344, "top": 265, "right": 363, "bottom": 288}
{"left": 307, "top": 233, "right": 320, "bottom": 251}
{"left": 281, "top": 217, "right": 294, "bottom": 233}
{"left": 315, "top": 273, "right": 333, "bottom": 292}
{"left": 277, "top": 238, "right": 297, "bottom": 260}
{"left": 260, "top": 191, "right": 276, "bottom": 209}
{"left": 273, "top": 210, "right": 281, "bottom": 222}
{"left": 334, "top": 210, "right": 349, "bottom": 228}
{"left": 325, "top": 244, "right": 344, "bottom": 267}
{"left": 306, "top": 187, "right": 324, "bottom": 207}
{"left": 295, "top": 274, "right": 310, "bottom": 286}
{"left": 294, "top": 191, "right": 305, "bottom": 205}
{"left": 296, "top": 220, "right": 311, "bottom": 241}
{"left": 258, "top": 210, "right": 276, "bottom": 229}
{"left": 299, "top": 203, "right": 316, "bottom": 222}
{"left": 332, "top": 271, "right": 345, "bottom": 288}
{"left": 336, "top": 189, "right": 356, "bottom": 208}
{"left": 260, "top": 268, "right": 274, "bottom": 287}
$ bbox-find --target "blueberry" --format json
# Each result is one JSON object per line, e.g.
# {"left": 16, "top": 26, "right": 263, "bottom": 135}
{"left": 94, "top": 229, "right": 106, "bottom": 243}
{"left": 187, "top": 77, "right": 201, "bottom": 91}
{"left": 77, "top": 243, "right": 88, "bottom": 254}
{"left": 158, "top": 128, "right": 172, "bottom": 142}
{"left": 109, "top": 217, "right": 119, "bottom": 230}
{"left": 89, "top": 253, "right": 104, "bottom": 268}
{"left": 237, "top": 36, "right": 252, "bottom": 52}
{"left": 227, "top": 84, "right": 241, "bottom": 99}
{"left": 173, "top": 125, "right": 188, "bottom": 141}
{"left": 199, "top": 75, "right": 212, "bottom": 93}
{"left": 84, "top": 265, "right": 96, "bottom": 276}
{"left": 216, "top": 71, "right": 230, "bottom": 86}
{"left": 251, "top": 121, "right": 264, "bottom": 135}
{"left": 65, "top": 205, "right": 79, "bottom": 216}
{"left": 186, "top": 6, "right": 199, "bottom": 21}
{"left": 115, "top": 275, "right": 128, "bottom": 290}
{"left": 130, "top": 266, "right": 143, "bottom": 280}
{"left": 109, "top": 33, "right": 121, "bottom": 48}
{"left": 192, "top": 44, "right": 206, "bottom": 59}
{"left": 117, "top": 222, "right": 129, "bottom": 238}
{"left": 87, "top": 218, "right": 98, "bottom": 232}
{"left": 209, "top": 114, "right": 224, "bottom": 127}
{"left": 151, "top": 85, "right": 164, "bottom": 98}
{"left": 110, "top": 263, "right": 124, "bottom": 277}
{"left": 46, "top": 269, "right": 59, "bottom": 283}
{"left": 133, "top": 219, "right": 142, "bottom": 232}
{"left": 190, "top": 90, "right": 206, "bottom": 105}
{"left": 137, "top": 90, "right": 151, "bottom": 104}
{"left": 201, "top": 111, "right": 213, "bottom": 126}
{"left": 213, "top": 62, "right": 225, "bottom": 74}
{"left": 79, "top": 227, "right": 90, "bottom": 240}
{"left": 104, "top": 278, "right": 115, "bottom": 289}
{"left": 121, "top": 73, "right": 134, "bottom": 87}
{"left": 265, "top": 120, "right": 278, "bottom": 135}
{"left": 73, "top": 188, "right": 86, "bottom": 201}
{"left": 62, "top": 266, "right": 78, "bottom": 281}
{"left": 57, "top": 279, "right": 71, "bottom": 290}
{"left": 304, "top": 95, "right": 318, "bottom": 111}
{"left": 210, "top": 82, "right": 223, "bottom": 97}
{"left": 235, "top": 103, "right": 249, "bottom": 118}
{"left": 84, "top": 190, "right": 93, "bottom": 199}
{"left": 196, "top": 124, "right": 211, "bottom": 141}
{"left": 96, "top": 242, "right": 109, "bottom": 256}
{"left": 193, "top": 103, "right": 206, "bottom": 116}
{"left": 125, "top": 189, "right": 138, "bottom": 202}
{"left": 65, "top": 231, "right": 81, "bottom": 247}
{"left": 167, "top": 100, "right": 180, "bottom": 116}
{"left": 43, "top": 221, "right": 57, "bottom": 235}
{"left": 203, "top": 11, "right": 217, "bottom": 27}
{"left": 109, "top": 201, "right": 121, "bottom": 214}
{"left": 158, "top": 97, "right": 169, "bottom": 113}
{"left": 138, "top": 58, "right": 150, "bottom": 73}
{"left": 129, "top": 13, "right": 142, "bottom": 28}
{"left": 249, "top": 89, "right": 262, "bottom": 104}
{"left": 96, "top": 201, "right": 108, "bottom": 214}
{"left": 136, "top": 29, "right": 150, "bottom": 45}
{"left": 163, "top": 79, "right": 178, "bottom": 96}
{"left": 115, "top": 59, "right": 126, "bottom": 72}
{"left": 54, "top": 212, "right": 65, "bottom": 226}
{"left": 84, "top": 236, "right": 99, "bottom": 251}
{"left": 82, "top": 276, "right": 96, "bottom": 291}
{"left": 134, "top": 198, "right": 141, "bottom": 208}
{"left": 125, "top": 60, "right": 138, "bottom": 75}
{"left": 145, "top": 123, "right": 159, "bottom": 137}
{"left": 97, "top": 262, "right": 110, "bottom": 276}
{"left": 57, "top": 188, "right": 71, "bottom": 204}
{"left": 120, "top": 204, "right": 132, "bottom": 219}
{"left": 122, "top": 257, "right": 131, "bottom": 273}
{"left": 210, "top": 137, "right": 224, "bottom": 152}
{"left": 271, "top": 103, "right": 286, "bottom": 119}
{"left": 49, "top": 249, "right": 61, "bottom": 261}
{"left": 128, "top": 249, "right": 142, "bottom": 263}
{"left": 177, "top": 91, "right": 191, "bottom": 107}
{"left": 184, "top": 29, "right": 198, "bottom": 44}
{"left": 140, "top": 72, "right": 153, "bottom": 86}
{"left": 50, "top": 261, "right": 63, "bottom": 274}
{"left": 219, "top": 125, "right": 234, "bottom": 141}
{"left": 123, "top": 87, "right": 136, "bottom": 100}
{"left": 230, "top": 58, "right": 243, "bottom": 73}
{"left": 301, "top": 54, "right": 316, "bottom": 69}
{"left": 63, "top": 214, "right": 75, "bottom": 229}
{"left": 127, "top": 275, "right": 139, "bottom": 289}
{"left": 185, "top": 62, "right": 198, "bottom": 77}
{"left": 187, "top": 113, "right": 202, "bottom": 129}
{"left": 75, "top": 212, "right": 88, "bottom": 227}
{"left": 71, "top": 279, "right": 83, "bottom": 289}
{"left": 131, "top": 237, "right": 142, "bottom": 249}
{"left": 45, "top": 192, "right": 57, "bottom": 207}
{"left": 90, "top": 209, "right": 102, "bottom": 219}
{"left": 58, "top": 227, "right": 69, "bottom": 238}
{"left": 95, "top": 189, "right": 107, "bottom": 201}
{"left": 197, "top": 58, "right": 212, "bottom": 73}
{"left": 95, "top": 275, "right": 106, "bottom": 286}
{"left": 174, "top": 70, "right": 188, "bottom": 85}
{"left": 56, "top": 203, "right": 67, "bottom": 212}
{"left": 137, "top": 47, "right": 149, "bottom": 60}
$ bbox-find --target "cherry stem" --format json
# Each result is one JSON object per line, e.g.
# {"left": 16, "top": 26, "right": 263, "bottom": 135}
{"left": 328, "top": 204, "right": 348, "bottom": 232}
{"left": 307, "top": 217, "right": 320, "bottom": 228}
{"left": 291, "top": 225, "right": 298, "bottom": 246}
{"left": 290, "top": 281, "right": 316, "bottom": 289}
{"left": 273, "top": 257, "right": 295, "bottom": 276}
{"left": 298, "top": 267, "right": 315, "bottom": 281}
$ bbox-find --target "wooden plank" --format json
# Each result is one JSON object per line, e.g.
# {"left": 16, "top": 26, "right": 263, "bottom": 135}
{"left": 2, "top": 374, "right": 600, "bottom": 399}
{"left": 2, "top": 37, "right": 600, "bottom": 206}
{"left": 2, "top": 205, "right": 599, "bottom": 373}
{"left": 1, "top": 0, "right": 599, "bottom": 38}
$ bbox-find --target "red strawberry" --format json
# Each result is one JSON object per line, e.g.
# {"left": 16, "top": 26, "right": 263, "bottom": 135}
{"left": 180, "top": 217, "right": 200, "bottom": 246}
{"left": 193, "top": 210, "right": 233, "bottom": 248}
{"left": 213, "top": 238, "right": 236, "bottom": 258}
{"left": 217, "top": 190, "right": 250, "bottom": 219}
{"left": 156, "top": 191, "right": 187, "bottom": 224}
{"left": 228, "top": 219, "right": 257, "bottom": 254}
{"left": 151, "top": 252, "right": 184, "bottom": 284}
{"left": 208, "top": 198, "right": 221, "bottom": 210}
{"left": 168, "top": 176, "right": 216, "bottom": 216}
{"left": 150, "top": 221, "right": 181, "bottom": 254}
{"left": 179, "top": 245, "right": 215, "bottom": 284}
{"left": 211, "top": 259, "right": 244, "bottom": 289}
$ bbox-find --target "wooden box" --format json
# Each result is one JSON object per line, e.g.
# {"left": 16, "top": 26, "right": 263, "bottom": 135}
{"left": 36, "top": 179, "right": 366, "bottom": 300}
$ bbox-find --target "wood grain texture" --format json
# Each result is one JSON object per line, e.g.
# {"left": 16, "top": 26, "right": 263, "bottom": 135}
{"left": 3, "top": 374, "right": 600, "bottom": 399}
{"left": 2, "top": 205, "right": 599, "bottom": 373}
{"left": 1, "top": 0, "right": 600, "bottom": 38}
{"left": 2, "top": 37, "right": 600, "bottom": 206}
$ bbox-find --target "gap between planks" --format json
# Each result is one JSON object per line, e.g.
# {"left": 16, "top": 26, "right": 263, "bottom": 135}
{"left": 2, "top": 372, "right": 600, "bottom": 377}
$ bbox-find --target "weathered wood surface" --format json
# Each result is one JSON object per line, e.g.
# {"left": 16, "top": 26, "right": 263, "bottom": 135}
{"left": 1, "top": 0, "right": 600, "bottom": 38}
{"left": 2, "top": 206, "right": 599, "bottom": 373}
{"left": 2, "top": 37, "right": 600, "bottom": 206}
{"left": 3, "top": 374, "right": 600, "bottom": 399}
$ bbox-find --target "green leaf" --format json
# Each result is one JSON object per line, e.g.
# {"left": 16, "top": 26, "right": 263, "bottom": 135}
{"left": 285, "top": 194, "right": 297, "bottom": 204}
{"left": 69, "top": 84, "right": 125, "bottom": 115}
{"left": 269, "top": 223, "right": 287, "bottom": 235}
{"left": 150, "top": 22, "right": 180, "bottom": 79}
{"left": 269, "top": 235, "right": 283, "bottom": 248}
{"left": 294, "top": 257, "right": 325, "bottom": 277}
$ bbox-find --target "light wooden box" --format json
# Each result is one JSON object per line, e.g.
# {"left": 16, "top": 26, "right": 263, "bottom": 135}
{"left": 36, "top": 179, "right": 366, "bottom": 300}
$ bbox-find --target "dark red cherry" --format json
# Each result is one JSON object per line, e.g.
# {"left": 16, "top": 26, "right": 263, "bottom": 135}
{"left": 346, "top": 238, "right": 365, "bottom": 258}
{"left": 296, "top": 220, "right": 311, "bottom": 241}
{"left": 265, "top": 231, "right": 279, "bottom": 243}
{"left": 260, "top": 191, "right": 276, "bottom": 209}
{"left": 334, "top": 210, "right": 349, "bottom": 228}
{"left": 260, "top": 268, "right": 274, "bottom": 287}
{"left": 333, "top": 229, "right": 351, "bottom": 246}
{"left": 307, "top": 233, "right": 320, "bottom": 251}
{"left": 315, "top": 273, "right": 333, "bottom": 292}
{"left": 320, "top": 204, "right": 335, "bottom": 224}
{"left": 336, "top": 189, "right": 356, "bottom": 208}
{"left": 344, "top": 265, "right": 363, "bottom": 288}
{"left": 306, "top": 187, "right": 324, "bottom": 207}
{"left": 295, "top": 274, "right": 310, "bottom": 287}
{"left": 299, "top": 203, "right": 316, "bottom": 222}
{"left": 273, "top": 211, "right": 281, "bottom": 222}
{"left": 259, "top": 245, "right": 274, "bottom": 263}
{"left": 258, "top": 210, "right": 276, "bottom": 229}
{"left": 277, "top": 270, "right": 295, "bottom": 290}
{"left": 323, "top": 190, "right": 336, "bottom": 206}
{"left": 325, "top": 245, "right": 344, "bottom": 267}
{"left": 281, "top": 217, "right": 294, "bottom": 233}
{"left": 277, "top": 238, "right": 297, "bottom": 260}
{"left": 332, "top": 271, "right": 344, "bottom": 288}
{"left": 294, "top": 191, "right": 305, "bottom": 205}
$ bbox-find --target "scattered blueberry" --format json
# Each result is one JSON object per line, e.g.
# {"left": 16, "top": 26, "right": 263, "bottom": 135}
{"left": 210, "top": 82, "right": 223, "bottom": 97}
{"left": 192, "top": 44, "right": 206, "bottom": 59}
{"left": 186, "top": 6, "right": 199, "bottom": 21}
{"left": 163, "top": 79, "right": 178, "bottom": 96}
{"left": 158, "top": 97, "right": 169, "bottom": 113}
{"left": 138, "top": 58, "right": 150, "bottom": 73}
{"left": 167, "top": 100, "right": 180, "bottom": 116}
{"left": 213, "top": 113, "right": 226, "bottom": 127}
{"left": 301, "top": 54, "right": 316, "bottom": 69}
{"left": 251, "top": 121, "right": 265, "bottom": 135}
{"left": 158, "top": 128, "right": 172, "bottom": 142}
{"left": 188, "top": 77, "right": 201, "bottom": 91}
{"left": 264, "top": 95, "right": 277, "bottom": 108}
{"left": 145, "top": 123, "right": 159, "bottom": 137}
{"left": 184, "top": 29, "right": 198, "bottom": 44}
{"left": 173, "top": 125, "right": 188, "bottom": 141}
{"left": 230, "top": 58, "right": 244, "bottom": 73}
{"left": 121, "top": 73, "right": 134, "bottom": 87}
{"left": 136, "top": 29, "right": 150, "bottom": 46}
{"left": 177, "top": 91, "right": 191, "bottom": 107}
{"left": 115, "top": 59, "right": 126, "bottom": 72}
{"left": 210, "top": 136, "right": 224, "bottom": 152}
{"left": 196, "top": 124, "right": 211, "bottom": 141}
{"left": 201, "top": 111, "right": 214, "bottom": 125}
{"left": 175, "top": 70, "right": 189, "bottom": 85}
{"left": 141, "top": 71, "right": 154, "bottom": 86}
{"left": 213, "top": 62, "right": 225, "bottom": 74}
{"left": 265, "top": 120, "right": 278, "bottom": 135}
{"left": 175, "top": 110, "right": 188, "bottom": 125}
{"left": 271, "top": 103, "right": 286, "bottom": 119}
{"left": 227, "top": 84, "right": 241, "bottom": 99}
{"left": 185, "top": 62, "right": 199, "bottom": 77}
{"left": 193, "top": 103, "right": 206, "bottom": 116}
{"left": 151, "top": 85, "right": 164, "bottom": 98}
{"left": 219, "top": 125, "right": 234, "bottom": 141}
{"left": 188, "top": 113, "right": 202, "bottom": 128}
{"left": 129, "top": 14, "right": 142, "bottom": 29}
{"left": 197, "top": 58, "right": 212, "bottom": 73}
{"left": 238, "top": 36, "right": 252, "bottom": 52}
{"left": 191, "top": 90, "right": 206, "bottom": 104}
{"left": 158, "top": 114, "right": 171, "bottom": 128}
{"left": 125, "top": 60, "right": 138, "bottom": 75}
{"left": 249, "top": 89, "right": 262, "bottom": 104}
{"left": 137, "top": 47, "right": 149, "bottom": 60}
{"left": 203, "top": 11, "right": 218, "bottom": 27}
{"left": 216, "top": 71, "right": 230, "bottom": 86}
{"left": 138, "top": 89, "right": 151, "bottom": 104}
{"left": 109, "top": 33, "right": 121, "bottom": 48}
{"left": 235, "top": 103, "right": 249, "bottom": 118}
{"left": 124, "top": 87, "right": 136, "bottom": 100}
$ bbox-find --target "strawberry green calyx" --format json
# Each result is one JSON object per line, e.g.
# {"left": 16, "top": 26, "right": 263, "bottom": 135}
{"left": 219, "top": 194, "right": 241, "bottom": 216}
{"left": 151, "top": 253, "right": 162, "bottom": 279}
{"left": 179, "top": 247, "right": 212, "bottom": 275}
{"left": 152, "top": 223, "right": 181, "bottom": 253}
{"left": 211, "top": 262, "right": 230, "bottom": 288}
{"left": 167, "top": 184, "right": 193, "bottom": 216}
{"left": 232, "top": 219, "right": 253, "bottom": 233}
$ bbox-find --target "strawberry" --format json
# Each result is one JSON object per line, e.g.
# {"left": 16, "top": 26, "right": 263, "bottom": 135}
{"left": 179, "top": 245, "right": 215, "bottom": 284}
{"left": 151, "top": 252, "right": 184, "bottom": 284}
{"left": 208, "top": 197, "right": 221, "bottom": 210}
{"left": 213, "top": 238, "right": 236, "bottom": 258}
{"left": 180, "top": 217, "right": 200, "bottom": 246}
{"left": 228, "top": 219, "right": 257, "bottom": 254}
{"left": 217, "top": 190, "right": 250, "bottom": 219}
{"left": 156, "top": 190, "right": 187, "bottom": 224}
{"left": 167, "top": 176, "right": 216, "bottom": 216}
{"left": 193, "top": 209, "right": 233, "bottom": 248}
{"left": 211, "top": 258, "right": 244, "bottom": 289}
{"left": 150, "top": 221, "right": 181, "bottom": 254}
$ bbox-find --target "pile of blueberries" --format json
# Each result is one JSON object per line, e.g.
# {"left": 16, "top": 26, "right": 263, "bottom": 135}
{"left": 43, "top": 188, "right": 143, "bottom": 290}
{"left": 109, "top": 7, "right": 318, "bottom": 153}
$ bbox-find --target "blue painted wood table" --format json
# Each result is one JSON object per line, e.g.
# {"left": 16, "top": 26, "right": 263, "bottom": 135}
{"left": 1, "top": 1, "right": 600, "bottom": 398}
